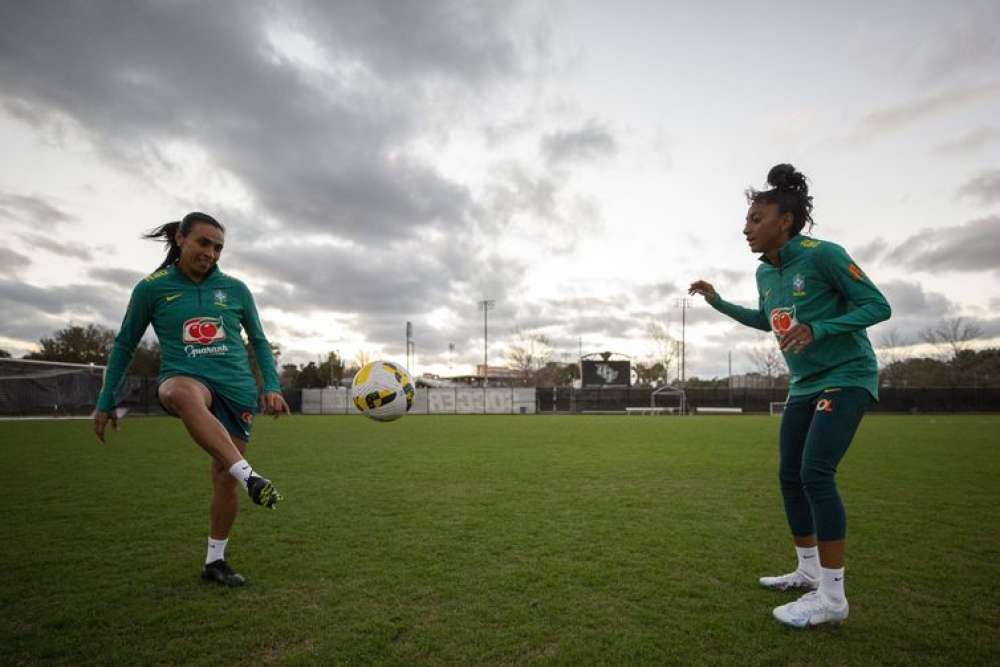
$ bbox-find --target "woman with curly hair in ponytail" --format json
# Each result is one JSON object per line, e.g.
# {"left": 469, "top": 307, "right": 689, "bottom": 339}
{"left": 689, "top": 165, "right": 891, "bottom": 628}
{"left": 93, "top": 212, "right": 289, "bottom": 587}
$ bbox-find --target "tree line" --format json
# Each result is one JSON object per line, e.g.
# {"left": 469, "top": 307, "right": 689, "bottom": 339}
{"left": 3, "top": 316, "right": 997, "bottom": 388}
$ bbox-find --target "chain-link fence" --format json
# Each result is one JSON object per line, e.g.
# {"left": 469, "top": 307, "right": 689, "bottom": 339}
{"left": 3, "top": 359, "right": 999, "bottom": 417}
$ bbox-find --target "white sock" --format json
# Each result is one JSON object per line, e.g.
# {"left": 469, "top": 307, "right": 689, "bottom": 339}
{"left": 820, "top": 566, "right": 846, "bottom": 603}
{"left": 795, "top": 545, "right": 820, "bottom": 578}
{"left": 206, "top": 537, "right": 228, "bottom": 565}
{"left": 228, "top": 459, "right": 254, "bottom": 490}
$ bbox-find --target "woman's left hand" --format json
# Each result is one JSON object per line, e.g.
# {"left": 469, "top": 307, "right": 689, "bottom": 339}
{"left": 779, "top": 323, "right": 814, "bottom": 354}
{"left": 260, "top": 391, "right": 291, "bottom": 418}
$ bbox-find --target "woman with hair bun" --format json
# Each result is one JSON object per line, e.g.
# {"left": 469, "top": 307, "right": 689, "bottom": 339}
{"left": 689, "top": 164, "right": 891, "bottom": 628}
{"left": 93, "top": 212, "right": 289, "bottom": 587}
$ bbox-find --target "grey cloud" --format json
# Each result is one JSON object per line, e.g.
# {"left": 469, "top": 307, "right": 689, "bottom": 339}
{"left": 932, "top": 127, "right": 1000, "bottom": 156}
{"left": 634, "top": 282, "right": 679, "bottom": 303}
{"left": 853, "top": 237, "right": 888, "bottom": 265}
{"left": 481, "top": 163, "right": 602, "bottom": 253}
{"left": 879, "top": 280, "right": 956, "bottom": 318}
{"left": 16, "top": 234, "right": 92, "bottom": 261}
{"left": 230, "top": 234, "right": 528, "bottom": 321}
{"left": 850, "top": 83, "right": 1000, "bottom": 140}
{"left": 88, "top": 267, "right": 144, "bottom": 287}
{"left": 885, "top": 215, "right": 1000, "bottom": 272}
{"left": 483, "top": 165, "right": 561, "bottom": 230}
{"left": 0, "top": 1, "right": 572, "bottom": 359}
{"left": 0, "top": 248, "right": 30, "bottom": 276}
{"left": 0, "top": 192, "right": 75, "bottom": 225}
{"left": 0, "top": 279, "right": 119, "bottom": 317}
{"left": 289, "top": 1, "right": 525, "bottom": 83}
{"left": 957, "top": 169, "right": 1000, "bottom": 205}
{"left": 541, "top": 119, "right": 616, "bottom": 165}
{"left": 0, "top": 2, "right": 533, "bottom": 244}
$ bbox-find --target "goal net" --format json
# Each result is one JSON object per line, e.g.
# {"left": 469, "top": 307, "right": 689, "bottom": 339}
{"left": 0, "top": 359, "right": 107, "bottom": 417}
{"left": 769, "top": 401, "right": 786, "bottom": 417}
{"left": 649, "top": 385, "right": 687, "bottom": 415}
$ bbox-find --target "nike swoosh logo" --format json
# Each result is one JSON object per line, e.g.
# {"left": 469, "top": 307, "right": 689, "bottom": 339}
{"left": 164, "top": 293, "right": 182, "bottom": 302}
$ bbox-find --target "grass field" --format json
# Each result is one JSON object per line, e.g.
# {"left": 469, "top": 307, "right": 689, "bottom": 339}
{"left": 2, "top": 414, "right": 998, "bottom": 665}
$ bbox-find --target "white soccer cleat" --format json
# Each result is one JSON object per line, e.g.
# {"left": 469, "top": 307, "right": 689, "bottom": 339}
{"left": 772, "top": 591, "right": 849, "bottom": 628}
{"left": 758, "top": 569, "right": 819, "bottom": 591}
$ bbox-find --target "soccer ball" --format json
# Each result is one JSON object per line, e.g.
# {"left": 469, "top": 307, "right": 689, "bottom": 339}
{"left": 350, "top": 360, "right": 415, "bottom": 422}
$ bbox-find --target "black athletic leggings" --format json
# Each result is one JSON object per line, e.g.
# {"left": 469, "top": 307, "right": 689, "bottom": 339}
{"left": 778, "top": 387, "right": 872, "bottom": 541}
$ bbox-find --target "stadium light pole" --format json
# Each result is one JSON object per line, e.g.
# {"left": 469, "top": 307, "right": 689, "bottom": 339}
{"left": 674, "top": 297, "right": 691, "bottom": 384}
{"left": 406, "top": 321, "right": 414, "bottom": 373}
{"left": 479, "top": 300, "right": 495, "bottom": 387}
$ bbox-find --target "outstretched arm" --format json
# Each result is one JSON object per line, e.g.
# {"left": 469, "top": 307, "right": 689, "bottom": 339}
{"left": 690, "top": 279, "right": 770, "bottom": 332}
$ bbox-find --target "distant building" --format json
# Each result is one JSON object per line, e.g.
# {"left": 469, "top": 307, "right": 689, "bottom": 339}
{"left": 442, "top": 365, "right": 522, "bottom": 387}
{"left": 729, "top": 372, "right": 789, "bottom": 389}
{"left": 475, "top": 364, "right": 522, "bottom": 381}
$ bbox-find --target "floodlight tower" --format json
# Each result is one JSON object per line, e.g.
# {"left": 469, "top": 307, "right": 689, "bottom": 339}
{"left": 406, "top": 321, "right": 414, "bottom": 373}
{"left": 479, "top": 300, "right": 495, "bottom": 387}
{"left": 673, "top": 297, "right": 691, "bottom": 384}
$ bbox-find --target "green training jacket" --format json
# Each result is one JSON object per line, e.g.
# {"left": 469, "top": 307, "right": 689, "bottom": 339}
{"left": 96, "top": 264, "right": 281, "bottom": 411}
{"left": 709, "top": 234, "right": 891, "bottom": 399}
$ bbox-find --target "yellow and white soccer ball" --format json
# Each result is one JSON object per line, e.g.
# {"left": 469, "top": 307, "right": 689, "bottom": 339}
{"left": 350, "top": 360, "right": 415, "bottom": 422}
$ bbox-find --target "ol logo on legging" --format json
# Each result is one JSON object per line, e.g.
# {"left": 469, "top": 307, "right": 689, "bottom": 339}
{"left": 816, "top": 398, "right": 834, "bottom": 413}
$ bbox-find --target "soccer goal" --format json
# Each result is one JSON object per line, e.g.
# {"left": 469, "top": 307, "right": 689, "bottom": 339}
{"left": 0, "top": 358, "right": 106, "bottom": 418}
{"left": 769, "top": 401, "right": 786, "bottom": 416}
{"left": 649, "top": 384, "right": 687, "bottom": 415}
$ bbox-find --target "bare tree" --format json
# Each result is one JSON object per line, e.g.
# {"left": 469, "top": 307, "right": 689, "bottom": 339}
{"left": 645, "top": 321, "right": 677, "bottom": 384}
{"left": 747, "top": 345, "right": 786, "bottom": 388}
{"left": 507, "top": 329, "right": 554, "bottom": 384}
{"left": 875, "top": 328, "right": 909, "bottom": 386}
{"left": 919, "top": 317, "right": 983, "bottom": 361}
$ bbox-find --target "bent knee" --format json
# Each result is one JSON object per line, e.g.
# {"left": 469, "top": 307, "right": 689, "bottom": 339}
{"left": 160, "top": 380, "right": 211, "bottom": 416}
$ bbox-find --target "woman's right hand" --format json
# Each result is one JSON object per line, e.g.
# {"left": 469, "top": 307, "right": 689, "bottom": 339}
{"left": 688, "top": 280, "right": 718, "bottom": 303}
{"left": 94, "top": 410, "right": 118, "bottom": 443}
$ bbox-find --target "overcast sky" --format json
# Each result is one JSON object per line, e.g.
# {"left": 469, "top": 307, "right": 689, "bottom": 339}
{"left": 1, "top": 1, "right": 999, "bottom": 379}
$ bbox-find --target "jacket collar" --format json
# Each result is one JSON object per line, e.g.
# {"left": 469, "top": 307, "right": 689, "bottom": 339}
{"left": 170, "top": 262, "right": 220, "bottom": 284}
{"left": 759, "top": 234, "right": 805, "bottom": 267}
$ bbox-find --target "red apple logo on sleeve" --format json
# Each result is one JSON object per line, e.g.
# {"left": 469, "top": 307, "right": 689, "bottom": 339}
{"left": 182, "top": 317, "right": 225, "bottom": 345}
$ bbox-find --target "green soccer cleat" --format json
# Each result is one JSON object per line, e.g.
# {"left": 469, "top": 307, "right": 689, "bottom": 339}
{"left": 247, "top": 474, "right": 283, "bottom": 509}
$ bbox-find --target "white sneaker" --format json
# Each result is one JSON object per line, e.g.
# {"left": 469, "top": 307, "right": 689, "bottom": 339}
{"left": 758, "top": 569, "right": 819, "bottom": 591}
{"left": 772, "top": 591, "right": 849, "bottom": 628}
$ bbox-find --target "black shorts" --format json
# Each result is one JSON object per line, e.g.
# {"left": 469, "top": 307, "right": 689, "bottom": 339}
{"left": 158, "top": 376, "right": 256, "bottom": 443}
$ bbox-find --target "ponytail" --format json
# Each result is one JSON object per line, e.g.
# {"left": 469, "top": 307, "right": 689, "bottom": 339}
{"left": 746, "top": 164, "right": 814, "bottom": 236}
{"left": 143, "top": 212, "right": 224, "bottom": 271}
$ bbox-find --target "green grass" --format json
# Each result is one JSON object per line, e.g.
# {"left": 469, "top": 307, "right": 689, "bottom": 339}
{"left": 1, "top": 415, "right": 998, "bottom": 665}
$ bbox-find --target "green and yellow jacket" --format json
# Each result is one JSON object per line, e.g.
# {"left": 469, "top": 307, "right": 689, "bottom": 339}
{"left": 709, "top": 235, "right": 891, "bottom": 399}
{"left": 96, "top": 264, "right": 280, "bottom": 411}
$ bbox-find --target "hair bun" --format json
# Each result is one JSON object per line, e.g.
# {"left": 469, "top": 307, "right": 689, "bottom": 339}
{"left": 767, "top": 163, "right": 807, "bottom": 194}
